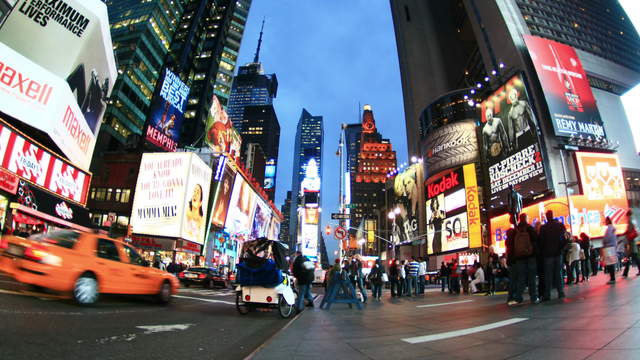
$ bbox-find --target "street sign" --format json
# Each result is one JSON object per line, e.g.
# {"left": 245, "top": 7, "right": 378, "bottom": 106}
{"left": 334, "top": 226, "right": 347, "bottom": 240}
{"left": 331, "top": 213, "right": 350, "bottom": 220}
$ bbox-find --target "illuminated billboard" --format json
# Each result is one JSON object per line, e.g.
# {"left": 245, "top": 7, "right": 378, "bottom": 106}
{"left": 0, "top": 0, "right": 117, "bottom": 136}
{"left": 423, "top": 120, "right": 479, "bottom": 175}
{"left": 575, "top": 152, "right": 626, "bottom": 202}
{"left": 268, "top": 216, "right": 281, "bottom": 240}
{"left": 145, "top": 69, "right": 189, "bottom": 152}
{"left": 391, "top": 164, "right": 419, "bottom": 244}
{"left": 225, "top": 174, "right": 257, "bottom": 239}
{"left": 264, "top": 158, "right": 276, "bottom": 190}
{"left": 130, "top": 153, "right": 212, "bottom": 245}
{"left": 425, "top": 163, "right": 481, "bottom": 254}
{"left": 205, "top": 95, "right": 242, "bottom": 160}
{"left": 250, "top": 198, "right": 272, "bottom": 239}
{"left": 210, "top": 164, "right": 236, "bottom": 228}
{"left": 524, "top": 35, "right": 605, "bottom": 139}
{"left": 478, "top": 74, "right": 548, "bottom": 211}
{"left": 300, "top": 223, "right": 318, "bottom": 259}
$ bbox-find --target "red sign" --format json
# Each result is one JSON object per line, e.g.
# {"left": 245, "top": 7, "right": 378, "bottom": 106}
{"left": 427, "top": 170, "right": 459, "bottom": 198}
{"left": 0, "top": 122, "right": 90, "bottom": 205}
{"left": 131, "top": 235, "right": 175, "bottom": 251}
{"left": 0, "top": 167, "right": 18, "bottom": 194}
{"left": 334, "top": 226, "right": 347, "bottom": 240}
{"left": 176, "top": 240, "right": 202, "bottom": 254}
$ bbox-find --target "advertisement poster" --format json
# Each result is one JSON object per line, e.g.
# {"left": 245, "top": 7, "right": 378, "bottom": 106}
{"left": 426, "top": 167, "right": 471, "bottom": 254}
{"left": 300, "top": 223, "right": 318, "bottom": 259}
{"left": 181, "top": 154, "right": 212, "bottom": 245}
{"left": 0, "top": 122, "right": 91, "bottom": 205}
{"left": 205, "top": 95, "right": 242, "bottom": 159}
{"left": 391, "top": 164, "right": 420, "bottom": 244}
{"left": 145, "top": 69, "right": 189, "bottom": 152}
{"left": 130, "top": 153, "right": 210, "bottom": 241}
{"left": 268, "top": 216, "right": 281, "bottom": 240}
{"left": 575, "top": 152, "right": 626, "bottom": 202}
{"left": 479, "top": 74, "right": 548, "bottom": 210}
{"left": 0, "top": 0, "right": 117, "bottom": 135}
{"left": 0, "top": 43, "right": 97, "bottom": 170}
{"left": 423, "top": 120, "right": 479, "bottom": 175}
{"left": 304, "top": 207, "right": 319, "bottom": 225}
{"left": 524, "top": 35, "right": 605, "bottom": 139}
{"left": 264, "top": 158, "right": 276, "bottom": 190}
{"left": 210, "top": 164, "right": 236, "bottom": 227}
{"left": 463, "top": 163, "right": 482, "bottom": 249}
{"left": 225, "top": 175, "right": 257, "bottom": 238}
{"left": 250, "top": 198, "right": 271, "bottom": 239}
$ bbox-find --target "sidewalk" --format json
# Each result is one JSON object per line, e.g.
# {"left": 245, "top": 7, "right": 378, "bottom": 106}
{"left": 250, "top": 273, "right": 640, "bottom": 360}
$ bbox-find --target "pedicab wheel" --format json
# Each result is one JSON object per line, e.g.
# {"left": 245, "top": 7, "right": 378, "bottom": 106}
{"left": 236, "top": 291, "right": 250, "bottom": 315}
{"left": 278, "top": 294, "right": 295, "bottom": 319}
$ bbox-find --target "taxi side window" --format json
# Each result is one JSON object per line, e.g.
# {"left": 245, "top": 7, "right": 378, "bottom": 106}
{"left": 97, "top": 239, "right": 121, "bottom": 262}
{"left": 123, "top": 245, "right": 145, "bottom": 266}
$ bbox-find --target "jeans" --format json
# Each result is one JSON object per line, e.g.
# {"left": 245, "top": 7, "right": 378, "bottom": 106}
{"left": 353, "top": 276, "right": 367, "bottom": 302}
{"left": 295, "top": 283, "right": 313, "bottom": 311}
{"left": 623, "top": 252, "right": 640, "bottom": 276}
{"left": 450, "top": 276, "right": 460, "bottom": 294}
{"left": 418, "top": 275, "right": 425, "bottom": 294}
{"left": 407, "top": 275, "right": 418, "bottom": 296}
{"left": 543, "top": 256, "right": 565, "bottom": 299}
{"left": 390, "top": 278, "right": 400, "bottom": 297}
{"left": 371, "top": 283, "right": 382, "bottom": 299}
{"left": 398, "top": 277, "right": 405, "bottom": 296}
{"left": 515, "top": 257, "right": 538, "bottom": 302}
{"left": 441, "top": 276, "right": 448, "bottom": 292}
{"left": 487, "top": 273, "right": 495, "bottom": 294}
{"left": 569, "top": 260, "right": 580, "bottom": 283}
{"left": 580, "top": 258, "right": 590, "bottom": 280}
{"left": 507, "top": 266, "right": 517, "bottom": 301}
{"left": 606, "top": 264, "right": 616, "bottom": 281}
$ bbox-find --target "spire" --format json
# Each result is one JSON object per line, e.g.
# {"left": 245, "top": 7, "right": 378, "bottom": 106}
{"left": 253, "top": 18, "right": 265, "bottom": 63}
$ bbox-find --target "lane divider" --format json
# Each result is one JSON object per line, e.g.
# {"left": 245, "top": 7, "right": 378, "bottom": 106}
{"left": 416, "top": 300, "right": 474, "bottom": 308}
{"left": 401, "top": 317, "right": 529, "bottom": 344}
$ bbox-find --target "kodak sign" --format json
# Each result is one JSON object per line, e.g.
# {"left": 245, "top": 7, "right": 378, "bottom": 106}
{"left": 463, "top": 163, "right": 482, "bottom": 248}
{"left": 427, "top": 171, "right": 459, "bottom": 198}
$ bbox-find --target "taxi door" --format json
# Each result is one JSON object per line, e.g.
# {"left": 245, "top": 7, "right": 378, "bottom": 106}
{"left": 121, "top": 244, "right": 155, "bottom": 294}
{"left": 95, "top": 238, "right": 131, "bottom": 293}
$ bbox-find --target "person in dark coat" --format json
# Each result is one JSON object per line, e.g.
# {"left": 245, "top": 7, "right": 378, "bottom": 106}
{"left": 388, "top": 259, "right": 400, "bottom": 297}
{"left": 538, "top": 210, "right": 568, "bottom": 300}
{"left": 292, "top": 251, "right": 315, "bottom": 311}
{"left": 440, "top": 261, "right": 449, "bottom": 292}
{"left": 369, "top": 259, "right": 385, "bottom": 300}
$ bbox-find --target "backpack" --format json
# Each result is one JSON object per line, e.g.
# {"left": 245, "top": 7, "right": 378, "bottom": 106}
{"left": 514, "top": 228, "right": 533, "bottom": 258}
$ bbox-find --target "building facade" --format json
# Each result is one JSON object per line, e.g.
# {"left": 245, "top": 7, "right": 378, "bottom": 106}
{"left": 288, "top": 109, "right": 323, "bottom": 252}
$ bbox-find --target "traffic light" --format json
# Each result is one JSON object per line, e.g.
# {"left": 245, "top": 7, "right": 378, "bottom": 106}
{"left": 324, "top": 225, "right": 332, "bottom": 235}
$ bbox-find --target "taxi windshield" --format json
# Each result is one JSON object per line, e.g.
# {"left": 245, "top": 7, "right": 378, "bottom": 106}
{"left": 29, "top": 230, "right": 81, "bottom": 249}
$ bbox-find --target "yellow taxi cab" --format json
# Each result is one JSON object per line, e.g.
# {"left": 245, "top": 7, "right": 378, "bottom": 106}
{"left": 0, "top": 230, "right": 179, "bottom": 305}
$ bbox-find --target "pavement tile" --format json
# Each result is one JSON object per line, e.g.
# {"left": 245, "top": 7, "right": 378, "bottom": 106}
{"left": 508, "top": 347, "right": 596, "bottom": 360}
{"left": 504, "top": 329, "right": 626, "bottom": 349}
{"left": 603, "top": 328, "right": 640, "bottom": 349}
{"left": 450, "top": 342, "right": 534, "bottom": 360}
{"left": 419, "top": 335, "right": 488, "bottom": 353}
{"left": 353, "top": 342, "right": 444, "bottom": 360}
{"left": 587, "top": 349, "right": 640, "bottom": 360}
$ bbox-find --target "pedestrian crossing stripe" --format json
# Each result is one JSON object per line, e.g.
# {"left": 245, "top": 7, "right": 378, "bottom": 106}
{"left": 472, "top": 291, "right": 508, "bottom": 296}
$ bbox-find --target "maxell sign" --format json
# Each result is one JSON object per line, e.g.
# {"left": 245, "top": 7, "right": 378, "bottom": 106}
{"left": 0, "top": 43, "right": 96, "bottom": 170}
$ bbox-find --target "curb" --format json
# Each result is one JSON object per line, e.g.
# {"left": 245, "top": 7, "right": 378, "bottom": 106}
{"left": 243, "top": 294, "right": 320, "bottom": 360}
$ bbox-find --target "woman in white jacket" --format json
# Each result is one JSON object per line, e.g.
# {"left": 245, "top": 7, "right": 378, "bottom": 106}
{"left": 567, "top": 237, "right": 581, "bottom": 284}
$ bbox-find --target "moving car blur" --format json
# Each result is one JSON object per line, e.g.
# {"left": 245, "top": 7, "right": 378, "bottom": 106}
{"left": 178, "top": 267, "right": 229, "bottom": 288}
{"left": 0, "top": 230, "right": 179, "bottom": 305}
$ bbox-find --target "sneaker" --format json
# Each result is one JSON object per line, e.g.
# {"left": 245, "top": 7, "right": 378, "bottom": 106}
{"left": 507, "top": 300, "right": 519, "bottom": 306}
{"left": 607, "top": 280, "right": 616, "bottom": 284}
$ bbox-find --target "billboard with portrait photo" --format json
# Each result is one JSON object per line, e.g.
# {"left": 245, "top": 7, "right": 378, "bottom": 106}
{"left": 210, "top": 164, "right": 236, "bottom": 228}
{"left": 478, "top": 74, "right": 548, "bottom": 211}
{"left": 524, "top": 35, "right": 605, "bottom": 139}
{"left": 391, "top": 164, "right": 420, "bottom": 244}
{"left": 181, "top": 155, "right": 212, "bottom": 245}
{"left": 225, "top": 174, "right": 257, "bottom": 238}
{"left": 250, "top": 198, "right": 271, "bottom": 239}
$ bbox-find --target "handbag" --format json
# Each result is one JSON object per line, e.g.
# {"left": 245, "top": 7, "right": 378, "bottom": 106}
{"left": 381, "top": 272, "right": 389, "bottom": 282}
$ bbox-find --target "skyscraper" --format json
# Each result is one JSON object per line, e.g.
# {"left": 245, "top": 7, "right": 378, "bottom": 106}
{"left": 165, "top": 0, "right": 252, "bottom": 147}
{"left": 226, "top": 21, "right": 280, "bottom": 200}
{"left": 289, "top": 109, "right": 323, "bottom": 252}
{"left": 97, "top": 0, "right": 184, "bottom": 150}
{"left": 350, "top": 105, "right": 397, "bottom": 255}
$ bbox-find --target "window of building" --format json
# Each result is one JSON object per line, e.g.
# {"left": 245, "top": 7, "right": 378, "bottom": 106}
{"left": 95, "top": 188, "right": 106, "bottom": 201}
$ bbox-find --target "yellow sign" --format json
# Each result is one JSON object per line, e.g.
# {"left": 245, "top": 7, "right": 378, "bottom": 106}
{"left": 463, "top": 163, "right": 482, "bottom": 248}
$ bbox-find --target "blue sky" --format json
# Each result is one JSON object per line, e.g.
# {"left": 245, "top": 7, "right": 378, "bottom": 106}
{"left": 235, "top": 1, "right": 408, "bottom": 256}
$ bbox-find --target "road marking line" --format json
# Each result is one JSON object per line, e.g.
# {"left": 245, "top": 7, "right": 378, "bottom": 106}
{"left": 136, "top": 324, "right": 194, "bottom": 334}
{"left": 416, "top": 300, "right": 473, "bottom": 308}
{"left": 173, "top": 294, "right": 235, "bottom": 305}
{"left": 401, "top": 318, "right": 529, "bottom": 344}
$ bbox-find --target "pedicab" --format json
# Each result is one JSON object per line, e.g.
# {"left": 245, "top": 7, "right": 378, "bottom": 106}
{"left": 234, "top": 237, "right": 297, "bottom": 318}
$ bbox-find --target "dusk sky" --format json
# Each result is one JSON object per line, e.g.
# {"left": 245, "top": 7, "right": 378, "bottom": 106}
{"left": 235, "top": 1, "right": 408, "bottom": 256}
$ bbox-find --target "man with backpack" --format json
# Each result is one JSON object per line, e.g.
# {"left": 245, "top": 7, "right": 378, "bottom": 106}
{"left": 509, "top": 213, "right": 540, "bottom": 305}
{"left": 293, "top": 251, "right": 316, "bottom": 312}
{"left": 538, "top": 210, "right": 568, "bottom": 301}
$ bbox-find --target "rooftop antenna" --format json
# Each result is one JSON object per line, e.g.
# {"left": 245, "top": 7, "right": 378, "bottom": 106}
{"left": 253, "top": 17, "right": 265, "bottom": 63}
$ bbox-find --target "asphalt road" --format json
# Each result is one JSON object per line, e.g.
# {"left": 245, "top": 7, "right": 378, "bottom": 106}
{"left": 0, "top": 274, "right": 295, "bottom": 360}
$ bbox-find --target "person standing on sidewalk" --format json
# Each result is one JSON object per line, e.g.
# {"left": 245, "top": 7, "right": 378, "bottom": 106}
{"left": 567, "top": 237, "right": 581, "bottom": 285}
{"left": 418, "top": 257, "right": 427, "bottom": 294}
{"left": 398, "top": 260, "right": 407, "bottom": 297}
{"left": 579, "top": 233, "right": 591, "bottom": 282}
{"left": 510, "top": 213, "right": 539, "bottom": 305}
{"left": 349, "top": 255, "right": 368, "bottom": 303}
{"left": 505, "top": 220, "right": 517, "bottom": 303}
{"left": 450, "top": 259, "right": 461, "bottom": 294}
{"left": 388, "top": 259, "right": 400, "bottom": 297}
{"left": 369, "top": 259, "right": 385, "bottom": 300}
{"left": 440, "top": 262, "right": 449, "bottom": 292}
{"left": 603, "top": 217, "right": 619, "bottom": 284}
{"left": 539, "top": 210, "right": 568, "bottom": 301}
{"left": 622, "top": 210, "right": 639, "bottom": 277}
{"left": 486, "top": 247, "right": 499, "bottom": 295}
{"left": 292, "top": 251, "right": 315, "bottom": 312}
{"left": 407, "top": 257, "right": 419, "bottom": 296}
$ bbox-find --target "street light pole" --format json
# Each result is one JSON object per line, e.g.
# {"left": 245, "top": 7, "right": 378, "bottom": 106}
{"left": 338, "top": 123, "right": 346, "bottom": 261}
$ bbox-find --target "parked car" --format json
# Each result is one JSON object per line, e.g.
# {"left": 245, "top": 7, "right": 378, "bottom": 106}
{"left": 178, "top": 267, "right": 228, "bottom": 288}
{"left": 0, "top": 230, "right": 179, "bottom": 305}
